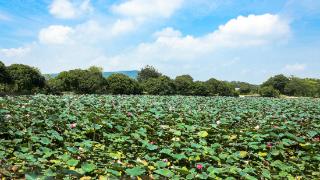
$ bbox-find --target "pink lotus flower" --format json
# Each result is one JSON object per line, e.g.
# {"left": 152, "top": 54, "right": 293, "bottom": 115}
{"left": 266, "top": 142, "right": 273, "bottom": 148}
{"left": 163, "top": 158, "right": 168, "bottom": 162}
{"left": 314, "top": 137, "right": 320, "bottom": 142}
{"left": 70, "top": 123, "right": 77, "bottom": 129}
{"left": 196, "top": 164, "right": 203, "bottom": 170}
{"left": 127, "top": 112, "right": 133, "bottom": 117}
{"left": 150, "top": 141, "right": 156, "bottom": 144}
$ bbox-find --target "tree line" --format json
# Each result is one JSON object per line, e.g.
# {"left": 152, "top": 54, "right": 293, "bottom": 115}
{"left": 1, "top": 61, "right": 319, "bottom": 97}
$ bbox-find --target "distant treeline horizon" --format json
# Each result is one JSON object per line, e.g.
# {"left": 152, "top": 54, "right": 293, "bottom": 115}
{"left": 1, "top": 60, "right": 320, "bottom": 98}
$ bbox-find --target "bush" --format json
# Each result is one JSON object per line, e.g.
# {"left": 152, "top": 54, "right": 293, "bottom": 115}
{"left": 106, "top": 73, "right": 141, "bottom": 95}
{"left": 142, "top": 76, "right": 175, "bottom": 95}
{"left": 259, "top": 86, "right": 280, "bottom": 98}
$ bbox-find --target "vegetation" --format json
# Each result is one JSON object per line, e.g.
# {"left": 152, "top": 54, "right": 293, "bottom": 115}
{"left": 0, "top": 60, "right": 319, "bottom": 97}
{"left": 137, "top": 65, "right": 162, "bottom": 82}
{"left": 259, "top": 86, "right": 280, "bottom": 98}
{"left": 106, "top": 74, "right": 141, "bottom": 95}
{"left": 174, "top": 75, "right": 193, "bottom": 95}
{"left": 142, "top": 76, "right": 175, "bottom": 95}
{"left": 6, "top": 64, "right": 45, "bottom": 94}
{"left": 262, "top": 74, "right": 290, "bottom": 94}
{"left": 1, "top": 95, "right": 320, "bottom": 179}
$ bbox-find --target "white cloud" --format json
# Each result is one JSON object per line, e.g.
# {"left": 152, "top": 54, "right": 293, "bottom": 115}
{"left": 209, "top": 14, "right": 290, "bottom": 47}
{"left": 0, "top": 47, "right": 31, "bottom": 58}
{"left": 109, "top": 0, "right": 184, "bottom": 36}
{"left": 283, "top": 63, "right": 307, "bottom": 73}
{"left": 111, "top": 19, "right": 136, "bottom": 35}
{"left": 112, "top": 0, "right": 183, "bottom": 20}
{"left": 39, "top": 25, "right": 74, "bottom": 44}
{"left": 49, "top": 0, "right": 93, "bottom": 19}
{"left": 2, "top": 13, "right": 292, "bottom": 81}
{"left": 128, "top": 14, "right": 290, "bottom": 61}
{"left": 153, "top": 27, "right": 182, "bottom": 38}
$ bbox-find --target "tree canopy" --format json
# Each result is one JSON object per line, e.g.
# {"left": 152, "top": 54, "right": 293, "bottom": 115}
{"left": 106, "top": 73, "right": 141, "bottom": 95}
{"left": 6, "top": 64, "right": 45, "bottom": 93}
{"left": 0, "top": 61, "right": 319, "bottom": 97}
{"left": 137, "top": 65, "right": 162, "bottom": 82}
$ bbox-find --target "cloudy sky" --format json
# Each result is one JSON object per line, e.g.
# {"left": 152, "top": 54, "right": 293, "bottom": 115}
{"left": 0, "top": 0, "right": 319, "bottom": 84}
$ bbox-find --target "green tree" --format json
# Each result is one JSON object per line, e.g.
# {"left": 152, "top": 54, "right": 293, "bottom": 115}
{"left": 284, "top": 77, "right": 318, "bottom": 97}
{"left": 206, "top": 78, "right": 237, "bottom": 96}
{"left": 230, "top": 81, "right": 258, "bottom": 94}
{"left": 191, "top": 81, "right": 210, "bottom": 96}
{"left": 106, "top": 73, "right": 141, "bottom": 95}
{"left": 142, "top": 76, "right": 175, "bottom": 95}
{"left": 137, "top": 65, "right": 162, "bottom": 82}
{"left": 262, "top": 74, "right": 290, "bottom": 94}
{"left": 259, "top": 86, "right": 280, "bottom": 98}
{"left": 174, "top": 75, "right": 193, "bottom": 95}
{"left": 205, "top": 78, "right": 220, "bottom": 95}
{"left": 0, "top": 61, "right": 11, "bottom": 84}
{"left": 217, "top": 81, "right": 237, "bottom": 96}
{"left": 6, "top": 64, "right": 45, "bottom": 93}
{"left": 54, "top": 67, "right": 106, "bottom": 94}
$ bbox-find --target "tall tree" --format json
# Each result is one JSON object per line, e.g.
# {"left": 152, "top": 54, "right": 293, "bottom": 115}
{"left": 142, "top": 76, "right": 175, "bottom": 95}
{"left": 174, "top": 75, "right": 193, "bottom": 95}
{"left": 106, "top": 73, "right": 141, "bottom": 95}
{"left": 137, "top": 65, "right": 162, "bottom": 82}
{"left": 0, "top": 61, "right": 11, "bottom": 84}
{"left": 262, "top": 74, "right": 290, "bottom": 94}
{"left": 7, "top": 64, "right": 45, "bottom": 93}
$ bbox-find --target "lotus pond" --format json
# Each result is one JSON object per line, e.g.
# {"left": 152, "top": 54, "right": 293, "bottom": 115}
{"left": 0, "top": 95, "right": 320, "bottom": 179}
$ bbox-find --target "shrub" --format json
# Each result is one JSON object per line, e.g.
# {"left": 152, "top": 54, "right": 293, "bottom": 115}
{"left": 259, "top": 86, "right": 280, "bottom": 98}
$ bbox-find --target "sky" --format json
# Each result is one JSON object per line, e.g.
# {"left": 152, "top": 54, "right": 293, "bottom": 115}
{"left": 0, "top": 0, "right": 319, "bottom": 84}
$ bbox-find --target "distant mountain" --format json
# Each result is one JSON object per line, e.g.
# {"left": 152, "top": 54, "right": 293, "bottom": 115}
{"left": 48, "top": 70, "right": 139, "bottom": 79}
{"left": 103, "top": 70, "right": 138, "bottom": 79}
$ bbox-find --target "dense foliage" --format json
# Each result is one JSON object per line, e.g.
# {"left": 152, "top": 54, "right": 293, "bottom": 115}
{"left": 259, "top": 86, "right": 280, "bottom": 98}
{"left": 0, "top": 61, "right": 11, "bottom": 84}
{"left": 106, "top": 74, "right": 141, "bottom": 95}
{"left": 142, "top": 76, "right": 175, "bottom": 95}
{"left": 1, "top": 95, "right": 320, "bottom": 179}
{"left": 261, "top": 75, "right": 320, "bottom": 97}
{"left": 174, "top": 75, "right": 193, "bottom": 96}
{"left": 53, "top": 68, "right": 106, "bottom": 94}
{"left": 262, "top": 75, "right": 290, "bottom": 94}
{"left": 1, "top": 60, "right": 319, "bottom": 97}
{"left": 137, "top": 65, "right": 162, "bottom": 82}
{"left": 6, "top": 64, "right": 46, "bottom": 94}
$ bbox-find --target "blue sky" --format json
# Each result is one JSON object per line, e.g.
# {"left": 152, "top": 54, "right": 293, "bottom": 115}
{"left": 0, "top": 0, "right": 319, "bottom": 84}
